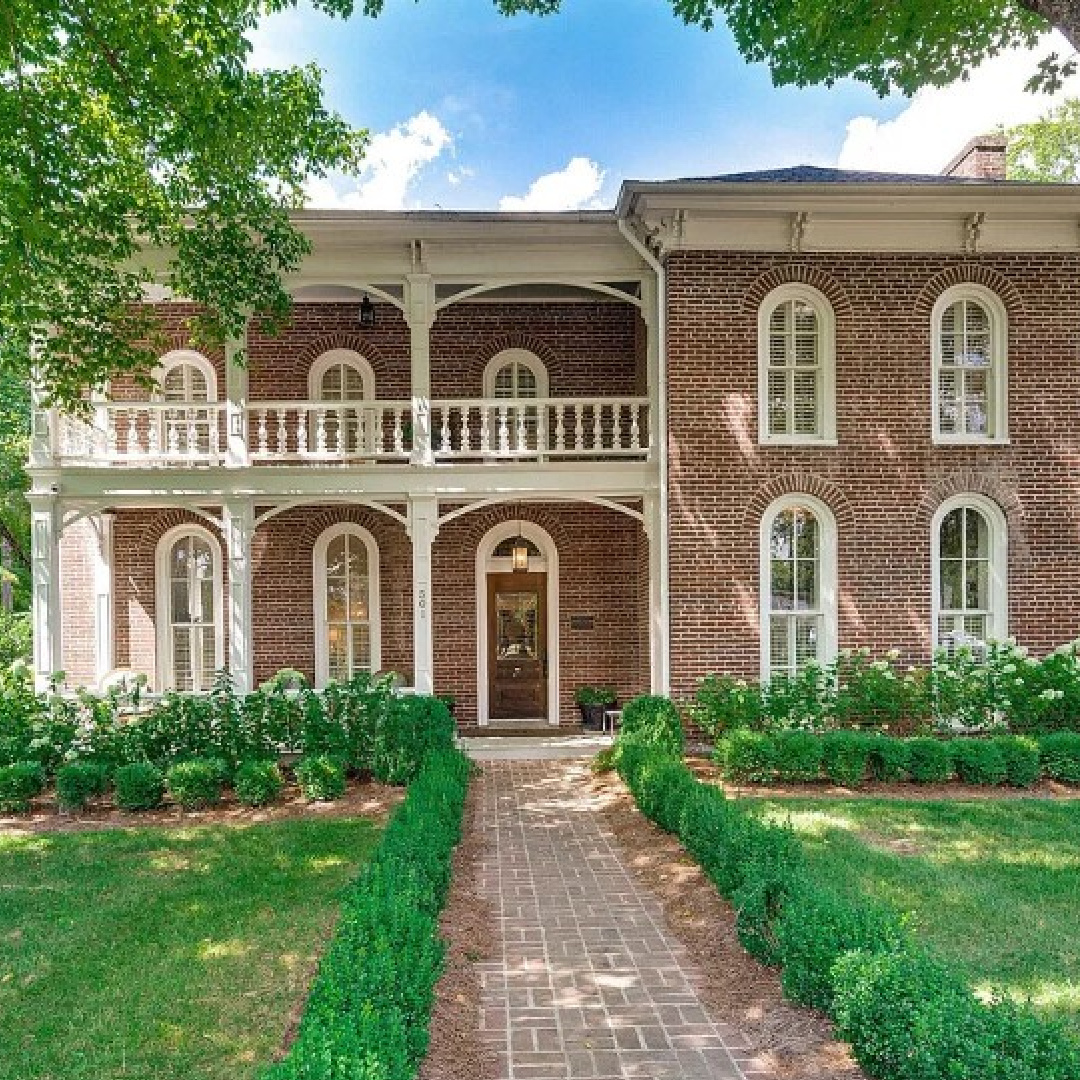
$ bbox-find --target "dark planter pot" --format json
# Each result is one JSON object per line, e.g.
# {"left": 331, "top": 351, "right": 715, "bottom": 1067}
{"left": 578, "top": 702, "right": 613, "bottom": 731}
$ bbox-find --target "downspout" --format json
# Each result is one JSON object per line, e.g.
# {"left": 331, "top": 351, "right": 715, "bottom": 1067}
{"left": 617, "top": 215, "right": 671, "bottom": 693}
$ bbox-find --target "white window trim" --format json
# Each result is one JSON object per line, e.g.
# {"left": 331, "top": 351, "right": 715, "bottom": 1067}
{"left": 308, "top": 349, "right": 376, "bottom": 402}
{"left": 154, "top": 523, "right": 224, "bottom": 692}
{"left": 313, "top": 523, "right": 381, "bottom": 688}
{"left": 154, "top": 349, "right": 218, "bottom": 401}
{"left": 931, "top": 284, "right": 1009, "bottom": 446}
{"left": 475, "top": 520, "right": 559, "bottom": 726}
{"left": 482, "top": 349, "right": 549, "bottom": 398}
{"left": 930, "top": 494, "right": 1008, "bottom": 649}
{"left": 757, "top": 284, "right": 837, "bottom": 446}
{"left": 759, "top": 493, "right": 838, "bottom": 679}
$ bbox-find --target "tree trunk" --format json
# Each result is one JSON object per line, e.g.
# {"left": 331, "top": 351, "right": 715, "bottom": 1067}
{"left": 1021, "top": 1, "right": 1080, "bottom": 51}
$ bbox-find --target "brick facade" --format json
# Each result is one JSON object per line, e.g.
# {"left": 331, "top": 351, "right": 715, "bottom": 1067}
{"left": 664, "top": 250, "right": 1080, "bottom": 700}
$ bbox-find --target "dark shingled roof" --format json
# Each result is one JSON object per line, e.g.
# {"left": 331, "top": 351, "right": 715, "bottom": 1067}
{"left": 674, "top": 165, "right": 995, "bottom": 185}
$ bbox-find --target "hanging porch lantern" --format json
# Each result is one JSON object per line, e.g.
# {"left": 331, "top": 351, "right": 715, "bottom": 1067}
{"left": 359, "top": 294, "right": 376, "bottom": 327}
{"left": 511, "top": 507, "right": 529, "bottom": 572}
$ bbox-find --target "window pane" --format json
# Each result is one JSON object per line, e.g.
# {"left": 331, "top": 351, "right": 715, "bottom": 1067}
{"left": 795, "top": 559, "right": 818, "bottom": 610}
{"left": 516, "top": 365, "right": 538, "bottom": 398}
{"left": 198, "top": 577, "right": 213, "bottom": 623}
{"left": 770, "top": 511, "right": 794, "bottom": 560}
{"left": 937, "top": 371, "right": 959, "bottom": 434}
{"left": 966, "top": 559, "right": 989, "bottom": 611}
{"left": 940, "top": 558, "right": 963, "bottom": 610}
{"left": 493, "top": 364, "right": 515, "bottom": 397}
{"left": 326, "top": 577, "right": 348, "bottom": 622}
{"left": 770, "top": 615, "right": 791, "bottom": 671}
{"left": 767, "top": 371, "right": 789, "bottom": 434}
{"left": 171, "top": 580, "right": 191, "bottom": 624}
{"left": 351, "top": 623, "right": 371, "bottom": 672}
{"left": 940, "top": 509, "right": 963, "bottom": 558}
{"left": 343, "top": 364, "right": 365, "bottom": 398}
{"left": 794, "top": 615, "right": 820, "bottom": 667}
{"left": 965, "top": 508, "right": 989, "bottom": 558}
{"left": 794, "top": 511, "right": 819, "bottom": 559}
{"left": 792, "top": 371, "right": 818, "bottom": 434}
{"left": 321, "top": 365, "right": 343, "bottom": 399}
{"left": 770, "top": 559, "right": 794, "bottom": 610}
{"left": 327, "top": 624, "right": 349, "bottom": 682}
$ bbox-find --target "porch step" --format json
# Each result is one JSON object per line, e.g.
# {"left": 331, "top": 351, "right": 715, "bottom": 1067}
{"left": 458, "top": 733, "right": 613, "bottom": 761}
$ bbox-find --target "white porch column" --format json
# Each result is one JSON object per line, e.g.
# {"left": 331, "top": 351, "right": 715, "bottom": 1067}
{"left": 92, "top": 511, "right": 115, "bottom": 686}
{"left": 224, "top": 328, "right": 249, "bottom": 467}
{"left": 30, "top": 497, "right": 62, "bottom": 691}
{"left": 222, "top": 498, "right": 255, "bottom": 693}
{"left": 406, "top": 273, "right": 435, "bottom": 466}
{"left": 643, "top": 492, "right": 670, "bottom": 695}
{"left": 408, "top": 494, "right": 439, "bottom": 693}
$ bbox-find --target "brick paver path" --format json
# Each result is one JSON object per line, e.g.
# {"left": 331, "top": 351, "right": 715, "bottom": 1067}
{"left": 476, "top": 759, "right": 758, "bottom": 1080}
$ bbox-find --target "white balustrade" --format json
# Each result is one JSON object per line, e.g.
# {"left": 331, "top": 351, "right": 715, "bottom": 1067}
{"left": 54, "top": 396, "right": 650, "bottom": 465}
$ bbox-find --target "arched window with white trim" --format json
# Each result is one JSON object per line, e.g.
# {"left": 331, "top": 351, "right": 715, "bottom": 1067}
{"left": 483, "top": 349, "right": 548, "bottom": 452}
{"left": 932, "top": 495, "right": 1007, "bottom": 652}
{"left": 758, "top": 285, "right": 836, "bottom": 444}
{"left": 932, "top": 285, "right": 1008, "bottom": 443}
{"left": 308, "top": 350, "right": 376, "bottom": 455}
{"left": 760, "top": 495, "right": 838, "bottom": 678}
{"left": 156, "top": 351, "right": 218, "bottom": 456}
{"left": 155, "top": 525, "right": 223, "bottom": 691}
{"left": 314, "top": 524, "right": 380, "bottom": 685}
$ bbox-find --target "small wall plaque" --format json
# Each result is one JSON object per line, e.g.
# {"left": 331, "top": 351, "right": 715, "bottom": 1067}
{"left": 570, "top": 614, "right": 594, "bottom": 631}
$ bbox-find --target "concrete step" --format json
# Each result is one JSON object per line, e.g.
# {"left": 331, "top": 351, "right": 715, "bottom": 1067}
{"left": 459, "top": 733, "right": 614, "bottom": 761}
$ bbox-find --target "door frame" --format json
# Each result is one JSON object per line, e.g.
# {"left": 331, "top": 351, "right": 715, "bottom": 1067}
{"left": 476, "top": 520, "right": 559, "bottom": 726}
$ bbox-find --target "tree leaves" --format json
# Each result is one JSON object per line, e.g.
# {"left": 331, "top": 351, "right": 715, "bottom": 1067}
{"left": 1003, "top": 97, "right": 1080, "bottom": 179}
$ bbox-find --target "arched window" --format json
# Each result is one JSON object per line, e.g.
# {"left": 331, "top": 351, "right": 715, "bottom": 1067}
{"left": 155, "top": 525, "right": 223, "bottom": 691}
{"left": 156, "top": 351, "right": 218, "bottom": 456}
{"left": 932, "top": 496, "right": 1007, "bottom": 652}
{"left": 760, "top": 495, "right": 838, "bottom": 678}
{"left": 313, "top": 524, "right": 380, "bottom": 686}
{"left": 932, "top": 285, "right": 1008, "bottom": 443}
{"left": 308, "top": 350, "right": 376, "bottom": 456}
{"left": 758, "top": 285, "right": 836, "bottom": 444}
{"left": 483, "top": 349, "right": 548, "bottom": 452}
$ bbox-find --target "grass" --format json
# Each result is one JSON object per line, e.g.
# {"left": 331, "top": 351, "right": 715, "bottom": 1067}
{"left": 0, "top": 817, "right": 380, "bottom": 1080}
{"left": 761, "top": 796, "right": 1080, "bottom": 1037}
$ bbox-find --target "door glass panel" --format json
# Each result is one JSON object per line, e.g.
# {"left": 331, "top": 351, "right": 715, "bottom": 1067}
{"left": 496, "top": 591, "right": 539, "bottom": 660}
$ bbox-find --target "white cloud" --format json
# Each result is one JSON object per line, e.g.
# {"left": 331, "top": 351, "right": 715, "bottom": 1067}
{"left": 305, "top": 111, "right": 453, "bottom": 210}
{"left": 499, "top": 157, "right": 606, "bottom": 211}
{"left": 447, "top": 165, "right": 476, "bottom": 186}
{"left": 838, "top": 33, "right": 1080, "bottom": 174}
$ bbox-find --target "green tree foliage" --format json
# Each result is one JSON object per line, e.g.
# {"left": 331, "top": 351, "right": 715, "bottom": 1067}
{"left": 0, "top": 1, "right": 366, "bottom": 409}
{"left": 0, "top": 372, "right": 29, "bottom": 608}
{"left": 495, "top": 1, "right": 1080, "bottom": 96}
{"left": 1004, "top": 97, "right": 1080, "bottom": 179}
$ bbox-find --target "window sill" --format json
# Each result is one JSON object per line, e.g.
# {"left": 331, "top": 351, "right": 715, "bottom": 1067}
{"left": 932, "top": 437, "right": 1011, "bottom": 448}
{"left": 758, "top": 438, "right": 839, "bottom": 448}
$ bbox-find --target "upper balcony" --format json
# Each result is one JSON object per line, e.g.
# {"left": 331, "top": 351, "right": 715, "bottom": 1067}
{"left": 50, "top": 395, "right": 652, "bottom": 466}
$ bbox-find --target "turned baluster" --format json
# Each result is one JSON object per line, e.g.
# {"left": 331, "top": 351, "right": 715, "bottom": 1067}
{"left": 498, "top": 405, "right": 509, "bottom": 455}
{"left": 629, "top": 404, "right": 641, "bottom": 451}
{"left": 127, "top": 412, "right": 140, "bottom": 457}
{"left": 297, "top": 409, "right": 308, "bottom": 454}
{"left": 147, "top": 414, "right": 160, "bottom": 458}
{"left": 573, "top": 403, "right": 584, "bottom": 453}
{"left": 393, "top": 408, "right": 404, "bottom": 455}
{"left": 440, "top": 405, "right": 451, "bottom": 456}
{"left": 276, "top": 410, "right": 287, "bottom": 456}
{"left": 480, "top": 405, "right": 491, "bottom": 454}
{"left": 315, "top": 409, "right": 327, "bottom": 454}
{"left": 460, "top": 406, "right": 471, "bottom": 454}
{"left": 555, "top": 405, "right": 566, "bottom": 453}
{"left": 258, "top": 410, "right": 268, "bottom": 457}
{"left": 106, "top": 411, "right": 118, "bottom": 458}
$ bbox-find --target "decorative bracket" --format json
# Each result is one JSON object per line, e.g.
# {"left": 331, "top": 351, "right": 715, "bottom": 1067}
{"left": 790, "top": 210, "right": 810, "bottom": 254}
{"left": 964, "top": 212, "right": 985, "bottom": 255}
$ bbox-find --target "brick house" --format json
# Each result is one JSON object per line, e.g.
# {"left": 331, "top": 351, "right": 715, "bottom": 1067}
{"left": 28, "top": 137, "right": 1080, "bottom": 727}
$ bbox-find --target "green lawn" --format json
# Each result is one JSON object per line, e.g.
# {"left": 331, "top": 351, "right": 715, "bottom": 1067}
{"left": 0, "top": 817, "right": 379, "bottom": 1080}
{"left": 762, "top": 797, "right": 1080, "bottom": 1036}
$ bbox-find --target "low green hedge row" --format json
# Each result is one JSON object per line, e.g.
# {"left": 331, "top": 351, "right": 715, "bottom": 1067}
{"left": 714, "top": 729, "right": 1080, "bottom": 787}
{"left": 263, "top": 747, "right": 472, "bottom": 1080}
{"left": 615, "top": 713, "right": 1080, "bottom": 1079}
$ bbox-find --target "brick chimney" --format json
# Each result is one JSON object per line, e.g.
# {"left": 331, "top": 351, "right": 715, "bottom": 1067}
{"left": 941, "top": 134, "right": 1008, "bottom": 180}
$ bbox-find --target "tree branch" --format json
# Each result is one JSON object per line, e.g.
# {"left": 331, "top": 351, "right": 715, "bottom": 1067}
{"left": 1019, "top": 0, "right": 1080, "bottom": 49}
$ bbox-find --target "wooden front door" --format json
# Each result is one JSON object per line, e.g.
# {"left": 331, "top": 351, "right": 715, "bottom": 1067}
{"left": 488, "top": 572, "right": 547, "bottom": 720}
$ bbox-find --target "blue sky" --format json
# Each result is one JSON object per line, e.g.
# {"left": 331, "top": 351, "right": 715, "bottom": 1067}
{"left": 251, "top": 1, "right": 1076, "bottom": 211}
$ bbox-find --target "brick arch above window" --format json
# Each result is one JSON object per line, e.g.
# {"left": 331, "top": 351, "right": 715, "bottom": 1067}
{"left": 133, "top": 508, "right": 226, "bottom": 558}
{"left": 287, "top": 504, "right": 409, "bottom": 550}
{"left": 294, "top": 333, "right": 394, "bottom": 386}
{"left": 464, "top": 335, "right": 563, "bottom": 391}
{"left": 743, "top": 474, "right": 855, "bottom": 533}
{"left": 740, "top": 264, "right": 854, "bottom": 323}
{"left": 914, "top": 264, "right": 1026, "bottom": 319}
{"left": 445, "top": 501, "right": 575, "bottom": 554}
{"left": 916, "top": 472, "right": 1023, "bottom": 533}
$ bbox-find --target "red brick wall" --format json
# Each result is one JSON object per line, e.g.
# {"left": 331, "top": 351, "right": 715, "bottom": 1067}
{"left": 664, "top": 250, "right": 1080, "bottom": 700}
{"left": 432, "top": 502, "right": 650, "bottom": 726}
{"left": 251, "top": 504, "right": 413, "bottom": 685}
{"left": 59, "top": 519, "right": 96, "bottom": 686}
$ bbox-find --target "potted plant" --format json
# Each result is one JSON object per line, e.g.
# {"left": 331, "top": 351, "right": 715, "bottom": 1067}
{"left": 575, "top": 686, "right": 617, "bottom": 731}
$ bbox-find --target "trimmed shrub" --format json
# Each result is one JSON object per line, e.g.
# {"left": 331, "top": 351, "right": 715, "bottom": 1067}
{"left": 374, "top": 694, "right": 456, "bottom": 784}
{"left": 0, "top": 761, "right": 46, "bottom": 812}
{"left": 619, "top": 695, "right": 685, "bottom": 758}
{"left": 55, "top": 760, "right": 110, "bottom": 811}
{"left": 296, "top": 754, "right": 347, "bottom": 801}
{"left": 992, "top": 735, "right": 1041, "bottom": 788}
{"left": 167, "top": 758, "right": 226, "bottom": 809}
{"left": 821, "top": 731, "right": 872, "bottom": 787}
{"left": 833, "top": 947, "right": 1080, "bottom": 1080}
{"left": 265, "top": 748, "right": 471, "bottom": 1080}
{"left": 635, "top": 756, "right": 697, "bottom": 835}
{"left": 715, "top": 729, "right": 775, "bottom": 782}
{"left": 677, "top": 783, "right": 749, "bottom": 897}
{"left": 905, "top": 737, "right": 952, "bottom": 783}
{"left": 233, "top": 759, "right": 284, "bottom": 807}
{"left": 772, "top": 730, "right": 823, "bottom": 782}
{"left": 731, "top": 819, "right": 804, "bottom": 966}
{"left": 866, "top": 734, "right": 909, "bottom": 782}
{"left": 950, "top": 739, "right": 1008, "bottom": 786}
{"left": 1037, "top": 732, "right": 1080, "bottom": 784}
{"left": 114, "top": 762, "right": 165, "bottom": 811}
{"left": 775, "top": 881, "right": 908, "bottom": 1013}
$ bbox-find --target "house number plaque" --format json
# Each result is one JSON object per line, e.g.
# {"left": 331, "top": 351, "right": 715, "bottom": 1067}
{"left": 569, "top": 615, "right": 594, "bottom": 631}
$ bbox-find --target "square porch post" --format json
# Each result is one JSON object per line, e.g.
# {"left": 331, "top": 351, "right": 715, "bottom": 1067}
{"left": 643, "top": 492, "right": 670, "bottom": 694}
{"left": 406, "top": 272, "right": 435, "bottom": 467}
{"left": 408, "top": 494, "right": 439, "bottom": 693}
{"left": 224, "top": 327, "right": 249, "bottom": 468}
{"left": 30, "top": 496, "right": 62, "bottom": 691}
{"left": 222, "top": 498, "right": 255, "bottom": 693}
{"left": 92, "top": 511, "right": 115, "bottom": 686}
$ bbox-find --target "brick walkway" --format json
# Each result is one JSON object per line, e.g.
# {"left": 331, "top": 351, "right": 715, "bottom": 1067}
{"left": 476, "top": 759, "right": 758, "bottom": 1080}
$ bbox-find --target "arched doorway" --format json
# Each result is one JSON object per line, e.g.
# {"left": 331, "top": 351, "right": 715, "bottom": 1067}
{"left": 476, "top": 521, "right": 559, "bottom": 725}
